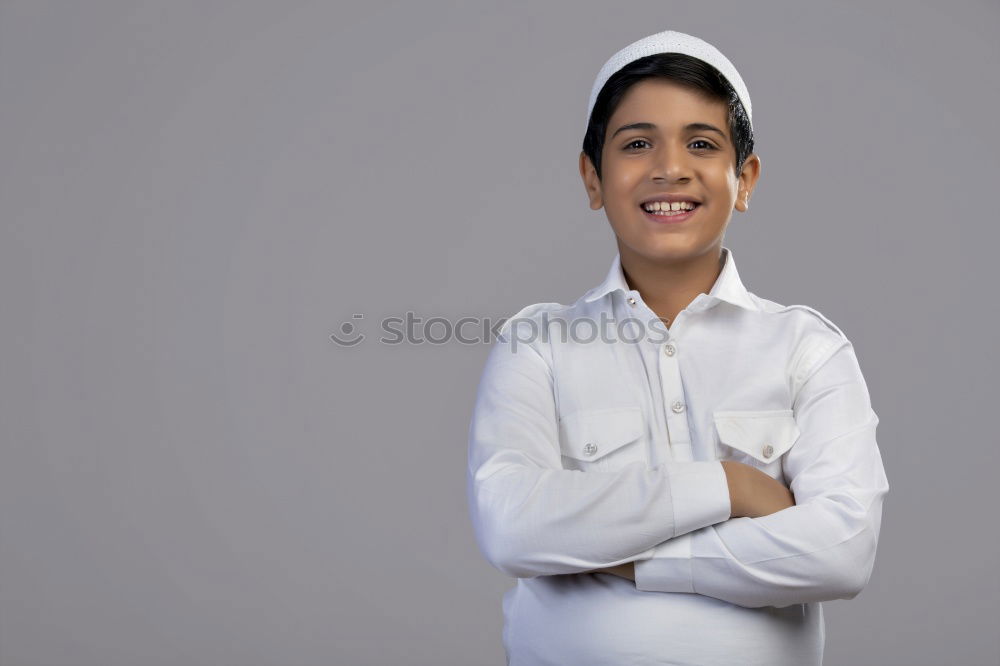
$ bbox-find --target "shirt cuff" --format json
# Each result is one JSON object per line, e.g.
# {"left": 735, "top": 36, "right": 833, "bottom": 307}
{"left": 632, "top": 461, "right": 731, "bottom": 594}
{"left": 667, "top": 460, "right": 731, "bottom": 536}
{"left": 633, "top": 533, "right": 695, "bottom": 592}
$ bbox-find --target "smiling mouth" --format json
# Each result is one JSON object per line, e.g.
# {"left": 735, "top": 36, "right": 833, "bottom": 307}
{"left": 639, "top": 202, "right": 701, "bottom": 222}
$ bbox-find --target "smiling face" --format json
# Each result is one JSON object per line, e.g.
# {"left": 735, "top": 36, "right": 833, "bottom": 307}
{"left": 580, "top": 78, "right": 760, "bottom": 265}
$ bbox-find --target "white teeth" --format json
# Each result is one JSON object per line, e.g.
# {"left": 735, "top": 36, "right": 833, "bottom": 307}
{"left": 643, "top": 201, "right": 697, "bottom": 212}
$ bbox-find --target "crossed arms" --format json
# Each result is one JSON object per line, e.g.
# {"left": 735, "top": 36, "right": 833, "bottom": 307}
{"left": 587, "top": 460, "right": 796, "bottom": 581}
{"left": 466, "top": 335, "right": 889, "bottom": 608}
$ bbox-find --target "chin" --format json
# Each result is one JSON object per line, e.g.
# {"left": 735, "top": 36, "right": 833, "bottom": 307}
{"left": 624, "top": 236, "right": 703, "bottom": 260}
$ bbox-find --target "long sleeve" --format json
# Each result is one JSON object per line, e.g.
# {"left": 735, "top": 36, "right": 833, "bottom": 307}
{"left": 632, "top": 338, "right": 890, "bottom": 608}
{"left": 467, "top": 328, "right": 732, "bottom": 579}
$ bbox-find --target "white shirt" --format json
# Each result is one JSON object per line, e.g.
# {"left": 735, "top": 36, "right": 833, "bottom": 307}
{"left": 466, "top": 246, "right": 889, "bottom": 666}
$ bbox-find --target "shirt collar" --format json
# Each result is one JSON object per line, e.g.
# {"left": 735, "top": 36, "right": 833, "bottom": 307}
{"left": 581, "top": 246, "right": 758, "bottom": 312}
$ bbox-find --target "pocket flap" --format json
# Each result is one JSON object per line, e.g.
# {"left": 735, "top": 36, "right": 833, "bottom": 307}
{"left": 559, "top": 406, "right": 644, "bottom": 462}
{"left": 713, "top": 409, "right": 801, "bottom": 464}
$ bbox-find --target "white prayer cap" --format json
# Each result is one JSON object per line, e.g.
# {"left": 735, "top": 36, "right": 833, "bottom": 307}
{"left": 587, "top": 30, "right": 752, "bottom": 131}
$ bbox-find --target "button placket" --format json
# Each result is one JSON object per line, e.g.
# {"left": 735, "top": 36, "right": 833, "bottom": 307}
{"left": 658, "top": 338, "right": 692, "bottom": 461}
{"left": 653, "top": 339, "right": 697, "bottom": 567}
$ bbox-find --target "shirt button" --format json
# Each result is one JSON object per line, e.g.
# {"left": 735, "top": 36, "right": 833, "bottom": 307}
{"left": 584, "top": 442, "right": 598, "bottom": 456}
{"left": 671, "top": 401, "right": 685, "bottom": 413}
{"left": 627, "top": 296, "right": 637, "bottom": 306}
{"left": 762, "top": 444, "right": 774, "bottom": 459}
{"left": 664, "top": 343, "right": 676, "bottom": 356}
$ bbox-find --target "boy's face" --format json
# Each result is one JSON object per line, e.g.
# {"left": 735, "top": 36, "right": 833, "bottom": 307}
{"left": 580, "top": 79, "right": 760, "bottom": 265}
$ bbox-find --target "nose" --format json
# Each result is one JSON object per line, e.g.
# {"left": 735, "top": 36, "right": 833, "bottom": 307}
{"left": 650, "top": 142, "right": 693, "bottom": 183}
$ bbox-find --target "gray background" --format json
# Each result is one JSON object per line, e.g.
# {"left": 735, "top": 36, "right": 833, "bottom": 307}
{"left": 1, "top": 1, "right": 997, "bottom": 664}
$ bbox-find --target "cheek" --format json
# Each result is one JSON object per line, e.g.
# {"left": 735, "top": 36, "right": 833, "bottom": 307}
{"left": 603, "top": 158, "right": 644, "bottom": 187}
{"left": 716, "top": 171, "right": 740, "bottom": 198}
{"left": 606, "top": 174, "right": 638, "bottom": 199}
{"left": 600, "top": 184, "right": 635, "bottom": 215}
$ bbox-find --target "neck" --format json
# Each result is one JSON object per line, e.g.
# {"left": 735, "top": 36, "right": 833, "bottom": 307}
{"left": 619, "top": 244, "right": 725, "bottom": 325}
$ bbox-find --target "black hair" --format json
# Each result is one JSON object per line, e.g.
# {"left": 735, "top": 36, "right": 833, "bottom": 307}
{"left": 582, "top": 52, "right": 754, "bottom": 181}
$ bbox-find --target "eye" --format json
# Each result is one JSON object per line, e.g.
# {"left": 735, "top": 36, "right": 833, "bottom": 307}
{"left": 624, "top": 139, "right": 651, "bottom": 151}
{"left": 690, "top": 139, "right": 717, "bottom": 151}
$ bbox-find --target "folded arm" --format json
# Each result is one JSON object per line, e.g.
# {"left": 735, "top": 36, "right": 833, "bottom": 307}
{"left": 632, "top": 339, "right": 890, "bottom": 608}
{"left": 590, "top": 461, "right": 796, "bottom": 580}
{"left": 467, "top": 331, "right": 733, "bottom": 579}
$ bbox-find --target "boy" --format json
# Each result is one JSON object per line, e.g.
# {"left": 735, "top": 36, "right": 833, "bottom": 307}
{"left": 466, "top": 29, "right": 889, "bottom": 665}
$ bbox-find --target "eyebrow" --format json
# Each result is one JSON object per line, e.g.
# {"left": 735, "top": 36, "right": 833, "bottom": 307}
{"left": 610, "top": 121, "right": 728, "bottom": 141}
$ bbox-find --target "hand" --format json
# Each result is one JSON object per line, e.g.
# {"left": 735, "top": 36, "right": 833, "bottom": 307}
{"left": 721, "top": 460, "right": 796, "bottom": 518}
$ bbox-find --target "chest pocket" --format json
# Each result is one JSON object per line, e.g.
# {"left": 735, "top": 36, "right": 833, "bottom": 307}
{"left": 713, "top": 409, "right": 801, "bottom": 481}
{"left": 558, "top": 405, "right": 646, "bottom": 472}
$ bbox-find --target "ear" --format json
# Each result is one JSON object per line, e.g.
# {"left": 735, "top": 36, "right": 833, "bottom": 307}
{"left": 579, "top": 151, "right": 603, "bottom": 210}
{"left": 734, "top": 153, "right": 762, "bottom": 212}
